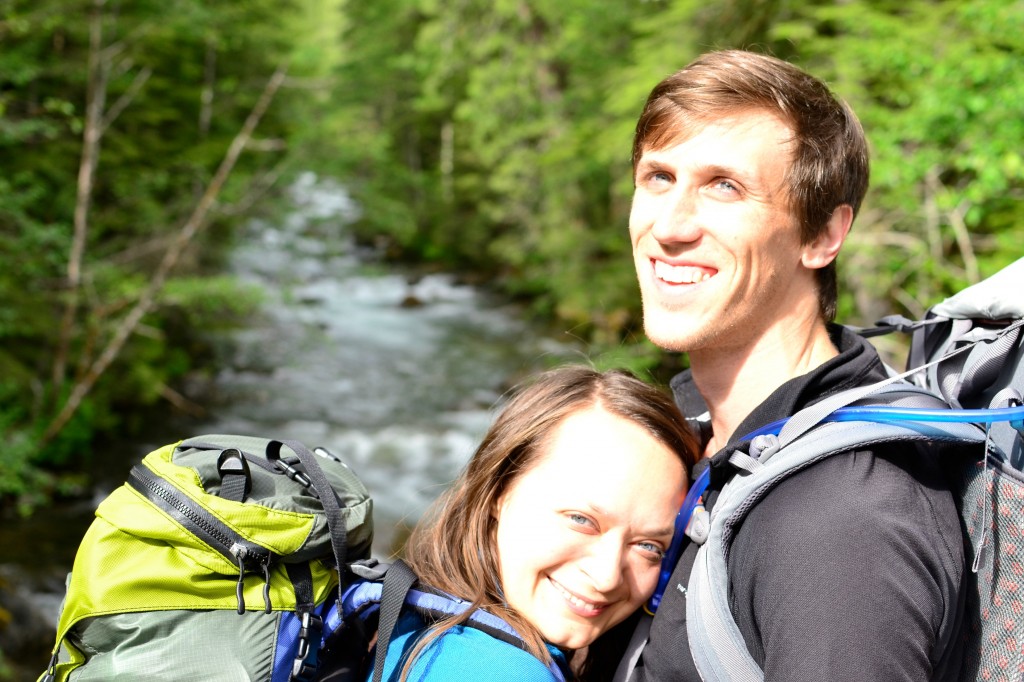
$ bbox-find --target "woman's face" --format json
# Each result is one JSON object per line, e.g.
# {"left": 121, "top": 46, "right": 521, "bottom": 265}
{"left": 494, "top": 405, "right": 687, "bottom": 649}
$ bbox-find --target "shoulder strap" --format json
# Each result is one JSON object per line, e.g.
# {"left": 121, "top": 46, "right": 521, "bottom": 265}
{"left": 612, "top": 614, "right": 652, "bottom": 682}
{"left": 372, "top": 559, "right": 418, "bottom": 682}
{"left": 687, "top": 389, "right": 987, "bottom": 682}
{"left": 364, "top": 561, "right": 566, "bottom": 682}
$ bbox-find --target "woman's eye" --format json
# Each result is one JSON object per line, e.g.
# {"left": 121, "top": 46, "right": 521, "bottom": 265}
{"left": 636, "top": 541, "right": 666, "bottom": 561}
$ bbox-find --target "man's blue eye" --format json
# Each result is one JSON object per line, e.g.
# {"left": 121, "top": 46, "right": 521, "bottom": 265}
{"left": 569, "top": 513, "right": 590, "bottom": 525}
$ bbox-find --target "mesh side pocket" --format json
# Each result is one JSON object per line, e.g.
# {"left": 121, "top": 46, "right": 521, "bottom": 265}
{"left": 960, "top": 457, "right": 1024, "bottom": 681}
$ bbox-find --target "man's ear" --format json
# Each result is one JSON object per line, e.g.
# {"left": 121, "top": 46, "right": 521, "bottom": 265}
{"left": 802, "top": 204, "right": 853, "bottom": 270}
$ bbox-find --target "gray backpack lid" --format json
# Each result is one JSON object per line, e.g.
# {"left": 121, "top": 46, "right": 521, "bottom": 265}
{"left": 931, "top": 258, "right": 1024, "bottom": 320}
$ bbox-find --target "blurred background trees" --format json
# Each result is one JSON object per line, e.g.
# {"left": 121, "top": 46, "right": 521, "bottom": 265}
{"left": 2, "top": 0, "right": 1021, "bottom": 507}
{"left": 328, "top": 0, "right": 1023, "bottom": 357}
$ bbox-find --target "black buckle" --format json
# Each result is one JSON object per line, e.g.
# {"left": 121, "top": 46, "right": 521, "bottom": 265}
{"left": 290, "top": 611, "right": 324, "bottom": 681}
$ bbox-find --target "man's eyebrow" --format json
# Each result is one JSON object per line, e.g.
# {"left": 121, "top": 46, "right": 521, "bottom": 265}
{"left": 700, "top": 163, "right": 752, "bottom": 182}
{"left": 701, "top": 163, "right": 780, "bottom": 197}
{"left": 637, "top": 155, "right": 750, "bottom": 180}
{"left": 634, "top": 156, "right": 671, "bottom": 173}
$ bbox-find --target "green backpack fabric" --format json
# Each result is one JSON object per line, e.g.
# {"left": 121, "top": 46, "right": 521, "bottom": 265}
{"left": 40, "top": 435, "right": 373, "bottom": 682}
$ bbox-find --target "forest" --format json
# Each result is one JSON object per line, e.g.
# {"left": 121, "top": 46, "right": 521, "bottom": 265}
{"left": 1, "top": 0, "right": 1021, "bottom": 513}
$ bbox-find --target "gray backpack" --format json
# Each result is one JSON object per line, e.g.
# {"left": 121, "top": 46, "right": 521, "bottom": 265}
{"left": 633, "top": 258, "right": 1024, "bottom": 681}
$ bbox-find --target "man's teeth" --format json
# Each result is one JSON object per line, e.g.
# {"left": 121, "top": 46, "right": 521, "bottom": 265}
{"left": 654, "top": 261, "right": 712, "bottom": 284}
{"left": 552, "top": 580, "right": 600, "bottom": 611}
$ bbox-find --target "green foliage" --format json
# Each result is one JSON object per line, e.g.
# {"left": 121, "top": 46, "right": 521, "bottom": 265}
{"left": 0, "top": 645, "right": 14, "bottom": 682}
{"left": 321, "top": 0, "right": 1022, "bottom": 362}
{"left": 3, "top": 0, "right": 1021, "bottom": 506}
{"left": 0, "top": 382, "right": 60, "bottom": 511}
{"left": 769, "top": 0, "right": 1024, "bottom": 320}
{"left": 333, "top": 0, "right": 657, "bottom": 342}
{"left": 0, "top": 0, "right": 315, "bottom": 508}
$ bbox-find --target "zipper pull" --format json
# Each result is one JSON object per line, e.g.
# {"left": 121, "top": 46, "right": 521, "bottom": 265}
{"left": 232, "top": 544, "right": 248, "bottom": 614}
{"left": 263, "top": 561, "right": 273, "bottom": 613}
{"left": 41, "top": 651, "right": 58, "bottom": 682}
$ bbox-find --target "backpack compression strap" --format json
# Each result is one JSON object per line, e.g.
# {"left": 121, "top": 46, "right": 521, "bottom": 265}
{"left": 268, "top": 439, "right": 349, "bottom": 610}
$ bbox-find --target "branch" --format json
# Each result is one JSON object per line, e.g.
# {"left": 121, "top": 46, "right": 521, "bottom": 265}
{"left": 948, "top": 199, "right": 980, "bottom": 284}
{"left": 42, "top": 63, "right": 289, "bottom": 444}
{"left": 52, "top": 0, "right": 107, "bottom": 389}
{"left": 923, "top": 167, "right": 943, "bottom": 266}
{"left": 217, "top": 157, "right": 289, "bottom": 216}
{"left": 101, "top": 65, "right": 151, "bottom": 133}
{"left": 106, "top": 234, "right": 177, "bottom": 266}
{"left": 158, "top": 383, "right": 207, "bottom": 418}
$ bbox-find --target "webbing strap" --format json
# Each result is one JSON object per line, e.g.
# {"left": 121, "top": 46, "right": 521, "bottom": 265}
{"left": 779, "top": 381, "right": 948, "bottom": 448}
{"left": 372, "top": 560, "right": 418, "bottom": 682}
{"left": 942, "top": 320, "right": 1023, "bottom": 407}
{"left": 777, "top": 325, "right": 1013, "bottom": 447}
{"left": 217, "top": 448, "right": 251, "bottom": 502}
{"left": 728, "top": 450, "right": 764, "bottom": 475}
{"left": 270, "top": 440, "right": 349, "bottom": 611}
{"left": 612, "top": 614, "right": 651, "bottom": 682}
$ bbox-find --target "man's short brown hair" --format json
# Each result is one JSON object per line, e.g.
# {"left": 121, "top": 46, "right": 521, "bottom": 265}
{"left": 632, "top": 50, "right": 869, "bottom": 322}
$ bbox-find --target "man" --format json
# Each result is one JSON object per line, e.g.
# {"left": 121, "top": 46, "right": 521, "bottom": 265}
{"left": 621, "top": 50, "right": 965, "bottom": 681}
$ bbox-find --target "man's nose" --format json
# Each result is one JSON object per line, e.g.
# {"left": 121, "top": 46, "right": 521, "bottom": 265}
{"left": 650, "top": 190, "right": 702, "bottom": 244}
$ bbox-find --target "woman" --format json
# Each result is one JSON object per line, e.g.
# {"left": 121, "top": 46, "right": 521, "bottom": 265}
{"left": 377, "top": 365, "right": 698, "bottom": 681}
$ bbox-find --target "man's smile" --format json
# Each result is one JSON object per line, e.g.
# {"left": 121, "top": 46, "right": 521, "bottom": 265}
{"left": 652, "top": 260, "right": 716, "bottom": 285}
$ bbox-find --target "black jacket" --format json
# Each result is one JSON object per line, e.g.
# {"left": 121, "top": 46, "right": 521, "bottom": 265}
{"left": 634, "top": 325, "right": 966, "bottom": 682}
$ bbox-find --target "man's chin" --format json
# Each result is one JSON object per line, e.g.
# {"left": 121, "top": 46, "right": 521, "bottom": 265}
{"left": 643, "top": 322, "right": 699, "bottom": 353}
{"left": 643, "top": 327, "right": 692, "bottom": 352}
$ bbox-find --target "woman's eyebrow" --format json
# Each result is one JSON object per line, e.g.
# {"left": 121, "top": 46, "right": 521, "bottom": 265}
{"left": 586, "top": 502, "right": 676, "bottom": 538}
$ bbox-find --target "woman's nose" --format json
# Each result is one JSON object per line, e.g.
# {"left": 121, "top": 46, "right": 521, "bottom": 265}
{"left": 579, "top": 536, "right": 627, "bottom": 594}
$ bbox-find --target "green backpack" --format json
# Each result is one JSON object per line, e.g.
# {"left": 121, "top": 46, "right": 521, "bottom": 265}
{"left": 40, "top": 435, "right": 373, "bottom": 682}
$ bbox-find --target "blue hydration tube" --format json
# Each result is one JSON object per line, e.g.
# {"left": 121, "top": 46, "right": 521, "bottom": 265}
{"left": 744, "top": 403, "right": 1024, "bottom": 439}
{"left": 645, "top": 402, "right": 1024, "bottom": 613}
{"left": 647, "top": 465, "right": 710, "bottom": 613}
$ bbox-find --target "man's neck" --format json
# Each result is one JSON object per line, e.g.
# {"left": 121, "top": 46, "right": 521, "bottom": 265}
{"left": 690, "top": 319, "right": 839, "bottom": 458}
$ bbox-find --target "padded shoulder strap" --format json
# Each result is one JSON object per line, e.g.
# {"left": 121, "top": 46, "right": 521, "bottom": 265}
{"left": 358, "top": 561, "right": 565, "bottom": 682}
{"left": 687, "top": 402, "right": 986, "bottom": 682}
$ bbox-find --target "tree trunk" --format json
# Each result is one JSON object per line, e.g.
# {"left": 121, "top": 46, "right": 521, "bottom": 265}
{"left": 42, "top": 64, "right": 290, "bottom": 444}
{"left": 52, "top": 0, "right": 107, "bottom": 391}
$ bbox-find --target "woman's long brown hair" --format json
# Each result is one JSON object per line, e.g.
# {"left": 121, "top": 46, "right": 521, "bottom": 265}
{"left": 397, "top": 365, "right": 699, "bottom": 680}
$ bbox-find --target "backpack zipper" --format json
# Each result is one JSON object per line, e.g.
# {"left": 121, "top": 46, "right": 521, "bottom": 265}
{"left": 128, "top": 464, "right": 276, "bottom": 613}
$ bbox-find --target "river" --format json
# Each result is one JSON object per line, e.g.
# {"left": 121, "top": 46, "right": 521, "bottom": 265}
{"left": 1, "top": 173, "right": 581, "bottom": 678}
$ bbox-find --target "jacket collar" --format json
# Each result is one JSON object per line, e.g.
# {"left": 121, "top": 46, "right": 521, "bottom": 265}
{"left": 671, "top": 324, "right": 890, "bottom": 483}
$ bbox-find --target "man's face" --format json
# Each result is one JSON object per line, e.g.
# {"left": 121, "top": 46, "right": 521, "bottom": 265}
{"left": 629, "top": 111, "right": 814, "bottom": 355}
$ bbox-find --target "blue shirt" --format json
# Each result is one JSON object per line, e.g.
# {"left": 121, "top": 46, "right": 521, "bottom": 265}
{"left": 370, "top": 610, "right": 569, "bottom": 681}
